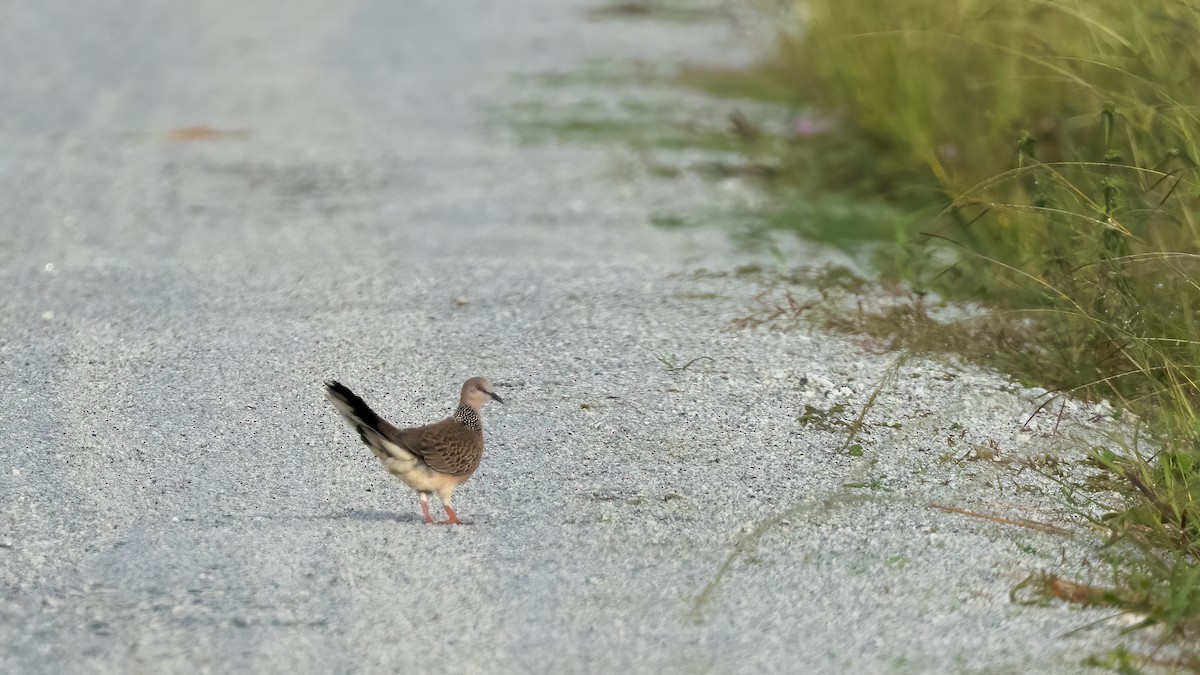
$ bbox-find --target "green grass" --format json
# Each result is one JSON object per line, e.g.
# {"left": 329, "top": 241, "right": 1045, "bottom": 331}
{"left": 656, "top": 353, "right": 715, "bottom": 371}
{"left": 518, "top": 0, "right": 1200, "bottom": 655}
{"left": 588, "top": 0, "right": 728, "bottom": 23}
{"left": 650, "top": 213, "right": 687, "bottom": 228}
{"left": 679, "top": 0, "right": 1200, "bottom": 648}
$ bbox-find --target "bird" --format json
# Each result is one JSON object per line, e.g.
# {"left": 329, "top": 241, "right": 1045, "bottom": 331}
{"left": 324, "top": 377, "right": 502, "bottom": 525}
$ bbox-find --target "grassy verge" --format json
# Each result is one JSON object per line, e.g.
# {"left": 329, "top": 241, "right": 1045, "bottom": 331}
{"left": 510, "top": 0, "right": 1200, "bottom": 659}
{"left": 676, "top": 0, "right": 1200, "bottom": 646}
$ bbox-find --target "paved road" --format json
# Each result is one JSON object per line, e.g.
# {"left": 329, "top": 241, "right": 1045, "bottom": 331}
{"left": 1, "top": 1, "right": 1135, "bottom": 673}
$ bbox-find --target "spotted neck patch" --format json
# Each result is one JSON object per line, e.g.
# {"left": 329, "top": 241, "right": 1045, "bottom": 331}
{"left": 454, "top": 404, "right": 481, "bottom": 430}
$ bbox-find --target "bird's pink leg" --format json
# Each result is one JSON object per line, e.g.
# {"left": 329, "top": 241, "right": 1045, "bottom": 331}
{"left": 442, "top": 504, "right": 463, "bottom": 525}
{"left": 420, "top": 501, "right": 434, "bottom": 524}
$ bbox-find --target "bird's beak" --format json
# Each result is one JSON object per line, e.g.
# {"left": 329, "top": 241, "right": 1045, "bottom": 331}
{"left": 488, "top": 390, "right": 504, "bottom": 404}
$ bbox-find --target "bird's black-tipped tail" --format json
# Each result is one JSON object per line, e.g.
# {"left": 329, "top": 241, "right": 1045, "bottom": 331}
{"left": 324, "top": 380, "right": 407, "bottom": 461}
{"left": 325, "top": 380, "right": 382, "bottom": 430}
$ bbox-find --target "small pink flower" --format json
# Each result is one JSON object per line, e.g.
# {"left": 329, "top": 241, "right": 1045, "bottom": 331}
{"left": 791, "top": 115, "right": 834, "bottom": 138}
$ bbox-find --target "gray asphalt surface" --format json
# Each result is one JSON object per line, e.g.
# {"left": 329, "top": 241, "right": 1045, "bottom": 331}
{"left": 1, "top": 1, "right": 1140, "bottom": 673}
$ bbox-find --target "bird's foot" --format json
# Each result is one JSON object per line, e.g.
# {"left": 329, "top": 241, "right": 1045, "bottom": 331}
{"left": 441, "top": 505, "right": 464, "bottom": 526}
{"left": 420, "top": 502, "right": 434, "bottom": 525}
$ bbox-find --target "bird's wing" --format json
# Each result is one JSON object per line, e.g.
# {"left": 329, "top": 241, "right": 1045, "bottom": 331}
{"left": 395, "top": 418, "right": 483, "bottom": 476}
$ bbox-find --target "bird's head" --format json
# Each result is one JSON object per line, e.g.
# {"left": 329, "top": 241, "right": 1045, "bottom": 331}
{"left": 461, "top": 376, "right": 503, "bottom": 410}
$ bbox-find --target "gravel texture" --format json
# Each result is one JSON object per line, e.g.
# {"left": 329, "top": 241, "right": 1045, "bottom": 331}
{"left": 0, "top": 1, "right": 1139, "bottom": 673}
